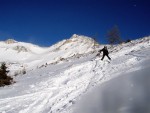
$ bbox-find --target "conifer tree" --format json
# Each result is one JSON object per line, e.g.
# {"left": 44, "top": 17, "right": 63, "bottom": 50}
{"left": 106, "top": 25, "right": 122, "bottom": 44}
{"left": 0, "top": 62, "right": 13, "bottom": 87}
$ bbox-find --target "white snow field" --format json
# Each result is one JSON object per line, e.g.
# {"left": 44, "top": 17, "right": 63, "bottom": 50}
{"left": 73, "top": 46, "right": 150, "bottom": 113}
{"left": 0, "top": 35, "right": 150, "bottom": 113}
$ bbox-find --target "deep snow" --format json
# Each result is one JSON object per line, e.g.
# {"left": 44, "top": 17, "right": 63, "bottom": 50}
{"left": 0, "top": 35, "right": 150, "bottom": 113}
{"left": 73, "top": 51, "right": 150, "bottom": 113}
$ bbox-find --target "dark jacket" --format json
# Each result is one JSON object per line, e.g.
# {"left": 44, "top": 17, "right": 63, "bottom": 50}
{"left": 99, "top": 47, "right": 109, "bottom": 55}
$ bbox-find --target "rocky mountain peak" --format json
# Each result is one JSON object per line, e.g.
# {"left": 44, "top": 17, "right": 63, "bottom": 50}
{"left": 5, "top": 39, "right": 17, "bottom": 44}
{"left": 71, "top": 34, "right": 79, "bottom": 38}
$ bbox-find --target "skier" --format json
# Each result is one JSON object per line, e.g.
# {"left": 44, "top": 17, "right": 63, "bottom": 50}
{"left": 97, "top": 46, "right": 111, "bottom": 60}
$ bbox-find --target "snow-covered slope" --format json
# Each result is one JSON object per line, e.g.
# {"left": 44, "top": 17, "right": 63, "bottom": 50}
{"left": 0, "top": 35, "right": 150, "bottom": 113}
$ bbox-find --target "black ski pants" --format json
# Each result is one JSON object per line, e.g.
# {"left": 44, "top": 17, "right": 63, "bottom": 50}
{"left": 101, "top": 54, "right": 111, "bottom": 60}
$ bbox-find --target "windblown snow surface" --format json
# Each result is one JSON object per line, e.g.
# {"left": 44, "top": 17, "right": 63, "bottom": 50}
{"left": 0, "top": 35, "right": 150, "bottom": 113}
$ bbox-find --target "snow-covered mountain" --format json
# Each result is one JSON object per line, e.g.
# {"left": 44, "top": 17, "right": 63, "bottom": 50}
{"left": 0, "top": 34, "right": 98, "bottom": 74}
{"left": 0, "top": 35, "right": 150, "bottom": 113}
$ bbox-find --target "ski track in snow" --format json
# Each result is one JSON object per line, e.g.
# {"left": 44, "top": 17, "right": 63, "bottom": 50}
{"left": 0, "top": 38, "right": 150, "bottom": 113}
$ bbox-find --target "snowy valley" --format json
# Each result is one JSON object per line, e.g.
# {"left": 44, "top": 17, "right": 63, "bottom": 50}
{"left": 0, "top": 35, "right": 150, "bottom": 113}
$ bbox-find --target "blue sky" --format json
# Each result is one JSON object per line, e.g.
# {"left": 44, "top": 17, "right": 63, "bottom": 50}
{"left": 0, "top": 0, "right": 150, "bottom": 46}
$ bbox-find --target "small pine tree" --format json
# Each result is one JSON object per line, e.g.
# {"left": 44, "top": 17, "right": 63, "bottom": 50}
{"left": 0, "top": 63, "right": 8, "bottom": 79}
{"left": 106, "top": 25, "right": 122, "bottom": 44}
{"left": 0, "top": 62, "right": 13, "bottom": 87}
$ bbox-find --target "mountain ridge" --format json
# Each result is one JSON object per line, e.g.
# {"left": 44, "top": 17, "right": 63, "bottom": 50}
{"left": 0, "top": 35, "right": 149, "bottom": 73}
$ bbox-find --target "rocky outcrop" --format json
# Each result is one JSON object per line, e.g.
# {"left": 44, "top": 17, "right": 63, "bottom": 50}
{"left": 5, "top": 39, "right": 17, "bottom": 44}
{"left": 13, "top": 46, "right": 29, "bottom": 52}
